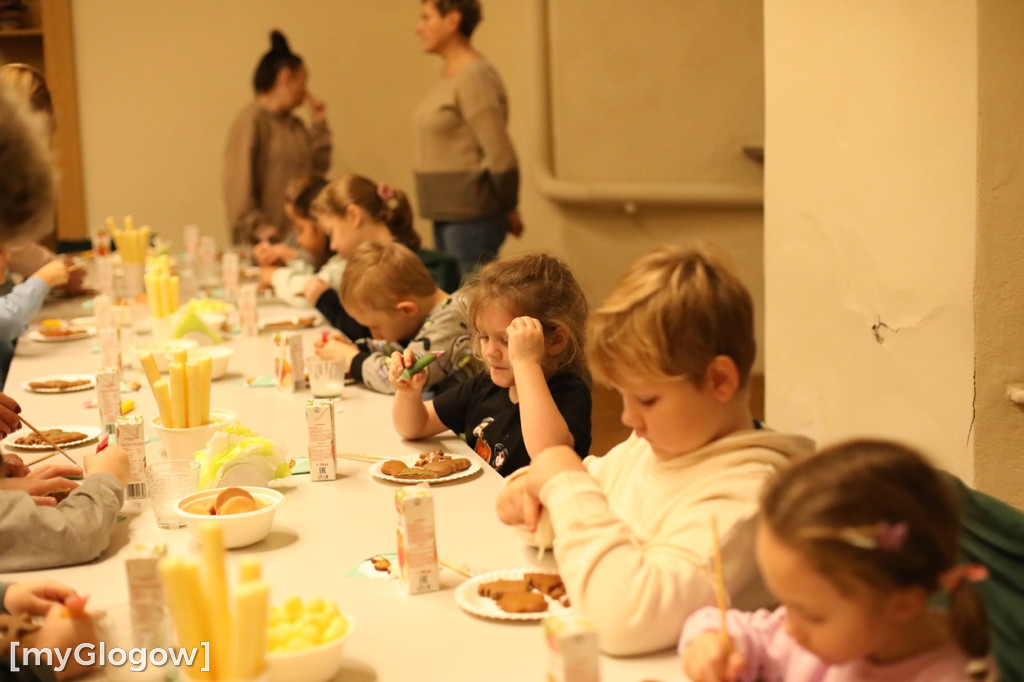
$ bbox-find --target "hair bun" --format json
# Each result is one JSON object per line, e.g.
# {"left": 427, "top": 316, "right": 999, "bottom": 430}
{"left": 269, "top": 30, "right": 292, "bottom": 55}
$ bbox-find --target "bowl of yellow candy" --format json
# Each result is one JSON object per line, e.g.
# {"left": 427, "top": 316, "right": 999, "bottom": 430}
{"left": 267, "top": 597, "right": 353, "bottom": 682}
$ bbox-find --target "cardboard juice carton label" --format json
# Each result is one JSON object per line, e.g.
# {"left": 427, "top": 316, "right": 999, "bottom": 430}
{"left": 305, "top": 399, "right": 336, "bottom": 482}
{"left": 274, "top": 332, "right": 305, "bottom": 391}
{"left": 125, "top": 544, "right": 167, "bottom": 636}
{"left": 395, "top": 483, "right": 440, "bottom": 595}
{"left": 96, "top": 368, "right": 122, "bottom": 433}
{"left": 544, "top": 613, "right": 600, "bottom": 682}
{"left": 116, "top": 415, "right": 146, "bottom": 500}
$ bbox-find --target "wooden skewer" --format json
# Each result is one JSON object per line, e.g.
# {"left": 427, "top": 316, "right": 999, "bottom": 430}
{"left": 711, "top": 517, "right": 734, "bottom": 655}
{"left": 439, "top": 557, "right": 474, "bottom": 578}
{"left": 17, "top": 416, "right": 71, "bottom": 463}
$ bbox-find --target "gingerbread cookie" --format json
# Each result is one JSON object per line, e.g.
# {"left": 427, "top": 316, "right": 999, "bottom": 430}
{"left": 496, "top": 591, "right": 548, "bottom": 613}
{"left": 477, "top": 578, "right": 530, "bottom": 599}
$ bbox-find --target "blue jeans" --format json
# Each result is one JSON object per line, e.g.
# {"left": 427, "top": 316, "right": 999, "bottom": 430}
{"left": 433, "top": 215, "right": 508, "bottom": 276}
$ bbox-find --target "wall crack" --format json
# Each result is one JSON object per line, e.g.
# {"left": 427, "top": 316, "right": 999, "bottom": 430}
{"left": 871, "top": 316, "right": 900, "bottom": 344}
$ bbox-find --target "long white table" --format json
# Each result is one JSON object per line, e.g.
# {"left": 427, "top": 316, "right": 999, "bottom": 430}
{"left": 4, "top": 300, "right": 681, "bottom": 681}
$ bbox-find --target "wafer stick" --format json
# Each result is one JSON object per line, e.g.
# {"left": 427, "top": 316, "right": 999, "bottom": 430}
{"left": 711, "top": 517, "right": 734, "bottom": 655}
{"left": 17, "top": 415, "right": 71, "bottom": 462}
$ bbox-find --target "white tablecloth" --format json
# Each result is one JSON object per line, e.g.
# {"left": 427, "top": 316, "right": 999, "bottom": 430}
{"left": 4, "top": 303, "right": 681, "bottom": 681}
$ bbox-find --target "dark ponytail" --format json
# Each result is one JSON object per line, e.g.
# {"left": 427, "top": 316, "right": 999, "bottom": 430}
{"left": 379, "top": 188, "right": 419, "bottom": 251}
{"left": 948, "top": 581, "right": 993, "bottom": 680}
{"left": 252, "top": 30, "right": 303, "bottom": 94}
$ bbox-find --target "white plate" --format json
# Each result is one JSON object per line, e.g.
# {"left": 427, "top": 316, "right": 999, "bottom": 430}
{"left": 369, "top": 454, "right": 481, "bottom": 485}
{"left": 259, "top": 315, "right": 322, "bottom": 333}
{"left": 22, "top": 374, "right": 97, "bottom": 394}
{"left": 454, "top": 568, "right": 573, "bottom": 622}
{"left": 3, "top": 425, "right": 102, "bottom": 450}
{"left": 27, "top": 326, "right": 97, "bottom": 343}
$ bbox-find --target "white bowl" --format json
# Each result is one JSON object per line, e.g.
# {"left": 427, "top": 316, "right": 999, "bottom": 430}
{"left": 151, "top": 408, "right": 236, "bottom": 460}
{"left": 163, "top": 345, "right": 235, "bottom": 380}
{"left": 267, "top": 616, "right": 354, "bottom": 682}
{"left": 175, "top": 486, "right": 284, "bottom": 549}
{"left": 131, "top": 338, "right": 199, "bottom": 372}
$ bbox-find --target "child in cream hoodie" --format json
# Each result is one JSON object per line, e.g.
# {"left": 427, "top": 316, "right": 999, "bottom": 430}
{"left": 496, "top": 247, "right": 814, "bottom": 656}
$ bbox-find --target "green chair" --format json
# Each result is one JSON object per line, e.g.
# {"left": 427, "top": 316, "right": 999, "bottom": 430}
{"left": 943, "top": 473, "right": 1024, "bottom": 682}
{"left": 417, "top": 248, "right": 462, "bottom": 294}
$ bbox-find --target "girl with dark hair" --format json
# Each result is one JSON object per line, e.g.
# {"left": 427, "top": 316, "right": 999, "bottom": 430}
{"left": 224, "top": 30, "right": 331, "bottom": 249}
{"left": 680, "top": 439, "right": 995, "bottom": 682}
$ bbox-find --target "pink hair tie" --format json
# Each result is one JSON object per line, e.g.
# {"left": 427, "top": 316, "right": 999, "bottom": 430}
{"left": 376, "top": 182, "right": 395, "bottom": 202}
{"left": 939, "top": 564, "right": 989, "bottom": 592}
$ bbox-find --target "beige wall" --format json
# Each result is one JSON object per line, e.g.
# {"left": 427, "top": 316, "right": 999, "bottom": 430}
{"left": 70, "top": 0, "right": 767, "bottom": 368}
{"left": 764, "top": 0, "right": 1024, "bottom": 503}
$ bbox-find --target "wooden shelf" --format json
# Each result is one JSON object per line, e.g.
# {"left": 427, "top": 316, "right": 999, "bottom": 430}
{"left": 0, "top": 0, "right": 86, "bottom": 241}
{"left": 0, "top": 28, "right": 43, "bottom": 37}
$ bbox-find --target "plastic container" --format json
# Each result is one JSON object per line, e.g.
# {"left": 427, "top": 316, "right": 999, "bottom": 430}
{"left": 267, "top": 617, "right": 354, "bottom": 682}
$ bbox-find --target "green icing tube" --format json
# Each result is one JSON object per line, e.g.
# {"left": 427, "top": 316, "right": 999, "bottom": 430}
{"left": 399, "top": 353, "right": 438, "bottom": 381}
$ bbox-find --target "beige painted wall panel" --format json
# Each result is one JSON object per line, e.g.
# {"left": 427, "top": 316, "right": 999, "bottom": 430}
{"left": 764, "top": 1, "right": 977, "bottom": 478}
{"left": 548, "top": 1, "right": 764, "bottom": 184}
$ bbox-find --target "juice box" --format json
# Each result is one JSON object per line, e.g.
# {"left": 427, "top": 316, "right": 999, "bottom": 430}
{"left": 305, "top": 399, "right": 336, "bottom": 482}
{"left": 96, "top": 368, "right": 122, "bottom": 433}
{"left": 395, "top": 483, "right": 440, "bottom": 595}
{"left": 544, "top": 613, "right": 600, "bottom": 682}
{"left": 125, "top": 544, "right": 167, "bottom": 637}
{"left": 274, "top": 332, "right": 305, "bottom": 391}
{"left": 116, "top": 415, "right": 147, "bottom": 500}
{"left": 238, "top": 283, "right": 259, "bottom": 336}
{"left": 99, "top": 327, "right": 122, "bottom": 373}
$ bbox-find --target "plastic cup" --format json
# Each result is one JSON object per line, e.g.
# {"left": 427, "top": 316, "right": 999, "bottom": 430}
{"left": 307, "top": 357, "right": 345, "bottom": 398}
{"left": 147, "top": 460, "right": 200, "bottom": 529}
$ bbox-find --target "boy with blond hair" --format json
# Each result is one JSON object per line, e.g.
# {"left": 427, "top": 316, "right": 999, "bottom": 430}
{"left": 314, "top": 240, "right": 481, "bottom": 394}
{"left": 496, "top": 246, "right": 815, "bottom": 656}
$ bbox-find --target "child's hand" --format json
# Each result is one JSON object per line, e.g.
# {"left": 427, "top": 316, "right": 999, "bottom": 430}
{"left": 524, "top": 445, "right": 587, "bottom": 497}
{"left": 259, "top": 265, "right": 278, "bottom": 287}
{"left": 683, "top": 632, "right": 743, "bottom": 682}
{"left": 495, "top": 472, "right": 543, "bottom": 530}
{"left": 85, "top": 443, "right": 130, "bottom": 486}
{"left": 34, "top": 602, "right": 98, "bottom": 680}
{"left": 0, "top": 464, "right": 82, "bottom": 504}
{"left": 316, "top": 338, "right": 359, "bottom": 370}
{"left": 3, "top": 581, "right": 80, "bottom": 617}
{"left": 62, "top": 260, "right": 87, "bottom": 293}
{"left": 32, "top": 259, "right": 70, "bottom": 288}
{"left": 2, "top": 452, "right": 30, "bottom": 477}
{"left": 388, "top": 350, "right": 428, "bottom": 394}
{"left": 303, "top": 276, "right": 330, "bottom": 304}
{"left": 507, "top": 316, "right": 547, "bottom": 368}
{"left": 0, "top": 391, "right": 20, "bottom": 436}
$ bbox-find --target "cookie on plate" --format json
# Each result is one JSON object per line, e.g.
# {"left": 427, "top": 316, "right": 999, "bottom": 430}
{"left": 496, "top": 591, "right": 548, "bottom": 613}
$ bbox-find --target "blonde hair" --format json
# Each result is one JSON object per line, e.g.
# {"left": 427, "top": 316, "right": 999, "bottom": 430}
{"left": 465, "top": 253, "right": 588, "bottom": 377}
{"left": 339, "top": 241, "right": 436, "bottom": 311}
{"left": 763, "top": 439, "right": 991, "bottom": 677}
{"left": 0, "top": 64, "right": 54, "bottom": 134}
{"left": 312, "top": 174, "right": 420, "bottom": 251}
{"left": 587, "top": 246, "right": 754, "bottom": 388}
